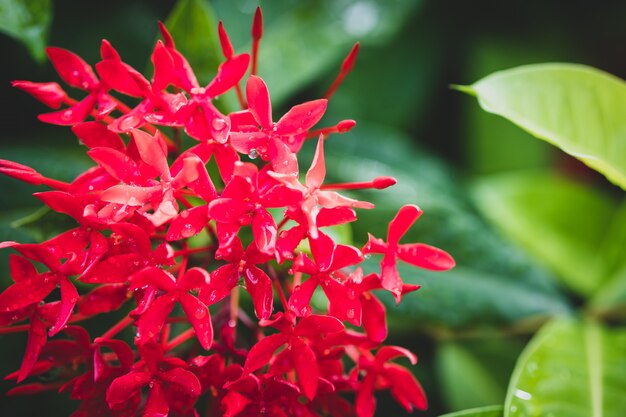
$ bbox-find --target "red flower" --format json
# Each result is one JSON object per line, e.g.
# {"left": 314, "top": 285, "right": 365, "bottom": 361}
{"left": 242, "top": 312, "right": 344, "bottom": 400}
{"left": 289, "top": 231, "right": 363, "bottom": 321}
{"left": 106, "top": 343, "right": 201, "bottom": 415}
{"left": 269, "top": 136, "right": 374, "bottom": 239}
{"left": 202, "top": 238, "right": 274, "bottom": 320}
{"left": 354, "top": 346, "right": 427, "bottom": 417}
{"left": 363, "top": 204, "right": 455, "bottom": 300}
{"left": 208, "top": 162, "right": 301, "bottom": 255}
{"left": 130, "top": 266, "right": 213, "bottom": 349}
{"left": 230, "top": 75, "right": 327, "bottom": 173}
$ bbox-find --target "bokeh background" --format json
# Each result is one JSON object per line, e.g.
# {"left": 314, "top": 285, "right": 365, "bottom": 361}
{"left": 1, "top": 0, "right": 625, "bottom": 416}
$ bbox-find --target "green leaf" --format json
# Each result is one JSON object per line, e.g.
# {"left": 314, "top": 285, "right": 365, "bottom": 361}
{"left": 588, "top": 265, "right": 626, "bottom": 319}
{"left": 460, "top": 38, "right": 568, "bottom": 175}
{"left": 439, "top": 405, "right": 503, "bottom": 417}
{"left": 460, "top": 64, "right": 626, "bottom": 189}
{"left": 164, "top": 0, "right": 221, "bottom": 85}
{"left": 505, "top": 318, "right": 626, "bottom": 417}
{"left": 0, "top": 0, "right": 51, "bottom": 62}
{"left": 472, "top": 171, "right": 623, "bottom": 296}
{"left": 304, "top": 123, "right": 571, "bottom": 330}
{"left": 436, "top": 339, "right": 522, "bottom": 410}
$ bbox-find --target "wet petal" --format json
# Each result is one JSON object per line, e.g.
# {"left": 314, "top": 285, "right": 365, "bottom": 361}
{"left": 388, "top": 204, "right": 422, "bottom": 247}
{"left": 291, "top": 337, "right": 319, "bottom": 400}
{"left": 46, "top": 47, "right": 99, "bottom": 90}
{"left": 244, "top": 266, "right": 273, "bottom": 320}
{"left": 243, "top": 333, "right": 286, "bottom": 374}
{"left": 245, "top": 75, "right": 272, "bottom": 129}
{"left": 206, "top": 53, "right": 250, "bottom": 97}
{"left": 397, "top": 243, "right": 455, "bottom": 271}
{"left": 106, "top": 371, "right": 151, "bottom": 406}
{"left": 275, "top": 99, "right": 327, "bottom": 136}
{"left": 180, "top": 294, "right": 213, "bottom": 350}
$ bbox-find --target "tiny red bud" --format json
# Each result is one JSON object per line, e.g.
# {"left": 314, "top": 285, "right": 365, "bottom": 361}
{"left": 218, "top": 21, "right": 234, "bottom": 59}
{"left": 158, "top": 21, "right": 175, "bottom": 48}
{"left": 372, "top": 176, "right": 397, "bottom": 189}
{"left": 341, "top": 42, "right": 360, "bottom": 74}
{"left": 337, "top": 119, "right": 356, "bottom": 133}
{"left": 252, "top": 6, "right": 263, "bottom": 40}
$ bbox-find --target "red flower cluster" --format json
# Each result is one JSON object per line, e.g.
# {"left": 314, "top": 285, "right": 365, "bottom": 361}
{"left": 1, "top": 8, "right": 454, "bottom": 417}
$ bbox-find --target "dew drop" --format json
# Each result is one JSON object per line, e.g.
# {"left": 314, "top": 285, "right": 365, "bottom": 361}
{"left": 346, "top": 309, "right": 355, "bottom": 319}
{"left": 347, "top": 289, "right": 357, "bottom": 300}
{"left": 212, "top": 118, "right": 226, "bottom": 131}
{"left": 514, "top": 389, "right": 532, "bottom": 400}
{"left": 248, "top": 148, "right": 259, "bottom": 159}
{"left": 363, "top": 254, "right": 371, "bottom": 260}
{"left": 194, "top": 307, "right": 208, "bottom": 319}
{"left": 180, "top": 210, "right": 190, "bottom": 218}
{"left": 299, "top": 305, "right": 311, "bottom": 316}
{"left": 88, "top": 185, "right": 94, "bottom": 191}
{"left": 181, "top": 224, "right": 195, "bottom": 238}
{"left": 119, "top": 115, "right": 140, "bottom": 131}
{"left": 127, "top": 196, "right": 140, "bottom": 206}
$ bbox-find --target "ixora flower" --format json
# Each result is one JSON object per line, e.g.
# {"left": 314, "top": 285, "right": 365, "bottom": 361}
{"left": 1, "top": 7, "right": 455, "bottom": 417}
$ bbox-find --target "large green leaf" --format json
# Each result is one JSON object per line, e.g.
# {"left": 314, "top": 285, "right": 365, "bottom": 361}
{"left": 164, "top": 0, "right": 221, "bottom": 85}
{"left": 459, "top": 64, "right": 626, "bottom": 189}
{"left": 472, "top": 171, "right": 624, "bottom": 296}
{"left": 505, "top": 318, "right": 626, "bottom": 417}
{"left": 440, "top": 405, "right": 503, "bottom": 417}
{"left": 461, "top": 38, "right": 568, "bottom": 175}
{"left": 0, "top": 0, "right": 51, "bottom": 62}
{"left": 306, "top": 123, "right": 571, "bottom": 329}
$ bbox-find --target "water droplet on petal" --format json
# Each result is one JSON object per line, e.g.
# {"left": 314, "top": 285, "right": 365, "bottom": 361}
{"left": 346, "top": 309, "right": 355, "bottom": 319}
{"left": 180, "top": 210, "right": 190, "bottom": 218}
{"left": 299, "top": 305, "right": 312, "bottom": 316}
{"left": 181, "top": 224, "right": 195, "bottom": 238}
{"left": 212, "top": 117, "right": 226, "bottom": 131}
{"left": 119, "top": 115, "right": 141, "bottom": 131}
{"left": 194, "top": 307, "right": 207, "bottom": 319}
{"left": 248, "top": 148, "right": 259, "bottom": 159}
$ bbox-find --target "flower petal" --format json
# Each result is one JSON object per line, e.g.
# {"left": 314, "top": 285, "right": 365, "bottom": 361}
{"left": 388, "top": 204, "right": 422, "bottom": 247}
{"left": 206, "top": 53, "right": 250, "bottom": 98}
{"left": 385, "top": 363, "right": 427, "bottom": 411}
{"left": 397, "top": 243, "right": 455, "bottom": 271}
{"left": 46, "top": 47, "right": 99, "bottom": 90}
{"left": 251, "top": 209, "right": 277, "bottom": 256}
{"left": 106, "top": 371, "right": 151, "bottom": 406}
{"left": 294, "top": 314, "right": 344, "bottom": 337}
{"left": 242, "top": 333, "right": 286, "bottom": 374}
{"left": 245, "top": 75, "right": 273, "bottom": 129}
{"left": 180, "top": 294, "right": 213, "bottom": 350}
{"left": 244, "top": 266, "right": 274, "bottom": 320}
{"left": 291, "top": 337, "right": 319, "bottom": 400}
{"left": 17, "top": 317, "right": 48, "bottom": 383}
{"left": 275, "top": 99, "right": 327, "bottom": 136}
{"left": 159, "top": 367, "right": 202, "bottom": 397}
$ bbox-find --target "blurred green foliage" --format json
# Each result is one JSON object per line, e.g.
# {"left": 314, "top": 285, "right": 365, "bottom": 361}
{"left": 1, "top": 0, "right": 626, "bottom": 416}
